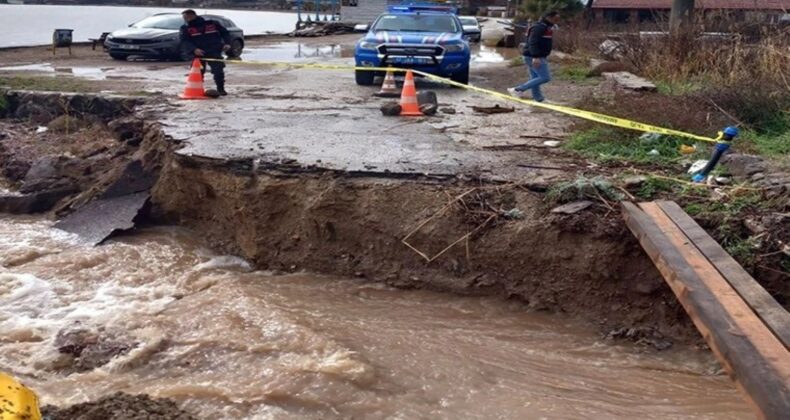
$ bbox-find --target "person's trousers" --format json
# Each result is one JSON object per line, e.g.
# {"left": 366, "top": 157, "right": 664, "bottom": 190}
{"left": 515, "top": 56, "right": 551, "bottom": 102}
{"left": 200, "top": 57, "right": 225, "bottom": 90}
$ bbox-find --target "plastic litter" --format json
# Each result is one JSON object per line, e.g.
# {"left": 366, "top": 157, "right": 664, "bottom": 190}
{"left": 543, "top": 140, "right": 561, "bottom": 148}
{"left": 688, "top": 159, "right": 708, "bottom": 174}
{"left": 647, "top": 149, "right": 660, "bottom": 156}
{"left": 502, "top": 208, "right": 525, "bottom": 219}
{"left": 35, "top": 126, "right": 48, "bottom": 134}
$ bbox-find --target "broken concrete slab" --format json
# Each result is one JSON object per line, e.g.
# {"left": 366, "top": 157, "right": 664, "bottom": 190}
{"left": 551, "top": 200, "right": 594, "bottom": 214}
{"left": 603, "top": 72, "right": 657, "bottom": 92}
{"left": 54, "top": 192, "right": 149, "bottom": 245}
{"left": 100, "top": 160, "right": 157, "bottom": 199}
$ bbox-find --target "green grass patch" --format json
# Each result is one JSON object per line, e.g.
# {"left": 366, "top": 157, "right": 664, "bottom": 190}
{"left": 0, "top": 76, "right": 97, "bottom": 93}
{"left": 546, "top": 175, "right": 624, "bottom": 204}
{"left": 654, "top": 79, "right": 706, "bottom": 96}
{"left": 555, "top": 64, "right": 591, "bottom": 83}
{"left": 564, "top": 127, "right": 708, "bottom": 165}
{"left": 738, "top": 114, "right": 790, "bottom": 160}
{"left": 683, "top": 190, "right": 767, "bottom": 268}
{"left": 635, "top": 176, "right": 675, "bottom": 199}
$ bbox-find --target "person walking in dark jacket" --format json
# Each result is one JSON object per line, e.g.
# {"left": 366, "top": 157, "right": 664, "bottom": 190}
{"left": 180, "top": 9, "right": 231, "bottom": 95}
{"left": 508, "top": 11, "right": 560, "bottom": 102}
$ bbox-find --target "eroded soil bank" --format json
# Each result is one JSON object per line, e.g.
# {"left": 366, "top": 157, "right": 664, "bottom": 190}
{"left": 152, "top": 158, "right": 688, "bottom": 343}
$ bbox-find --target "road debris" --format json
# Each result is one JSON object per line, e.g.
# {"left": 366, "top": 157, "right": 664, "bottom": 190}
{"left": 603, "top": 71, "right": 657, "bottom": 92}
{"left": 551, "top": 200, "right": 594, "bottom": 214}
{"left": 289, "top": 22, "right": 356, "bottom": 37}
{"left": 471, "top": 105, "right": 515, "bottom": 114}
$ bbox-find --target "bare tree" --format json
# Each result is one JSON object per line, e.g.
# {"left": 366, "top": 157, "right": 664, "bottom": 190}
{"left": 670, "top": 0, "right": 694, "bottom": 33}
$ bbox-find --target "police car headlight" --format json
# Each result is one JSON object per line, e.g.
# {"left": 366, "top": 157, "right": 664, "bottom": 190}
{"left": 358, "top": 41, "right": 378, "bottom": 50}
{"left": 444, "top": 43, "right": 466, "bottom": 53}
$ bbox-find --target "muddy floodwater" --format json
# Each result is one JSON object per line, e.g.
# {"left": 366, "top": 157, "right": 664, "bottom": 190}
{"left": 0, "top": 217, "right": 750, "bottom": 419}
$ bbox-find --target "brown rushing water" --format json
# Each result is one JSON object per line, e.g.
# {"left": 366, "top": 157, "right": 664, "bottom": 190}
{"left": 0, "top": 216, "right": 751, "bottom": 419}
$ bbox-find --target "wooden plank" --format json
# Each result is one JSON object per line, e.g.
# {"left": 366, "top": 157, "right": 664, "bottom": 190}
{"left": 656, "top": 200, "right": 790, "bottom": 349}
{"left": 621, "top": 202, "right": 790, "bottom": 419}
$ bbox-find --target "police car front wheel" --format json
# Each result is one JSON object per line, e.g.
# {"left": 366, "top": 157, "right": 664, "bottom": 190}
{"left": 355, "top": 70, "right": 375, "bottom": 86}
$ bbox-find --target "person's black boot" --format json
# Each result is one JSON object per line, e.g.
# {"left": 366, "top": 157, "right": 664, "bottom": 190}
{"left": 218, "top": 89, "right": 228, "bottom": 96}
{"left": 216, "top": 80, "right": 227, "bottom": 96}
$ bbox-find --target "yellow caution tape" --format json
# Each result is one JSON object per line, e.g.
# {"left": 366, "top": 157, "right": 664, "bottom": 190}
{"left": 200, "top": 58, "right": 720, "bottom": 143}
{"left": 0, "top": 372, "right": 41, "bottom": 420}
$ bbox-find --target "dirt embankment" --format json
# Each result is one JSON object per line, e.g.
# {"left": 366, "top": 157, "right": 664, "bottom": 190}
{"left": 151, "top": 157, "right": 690, "bottom": 344}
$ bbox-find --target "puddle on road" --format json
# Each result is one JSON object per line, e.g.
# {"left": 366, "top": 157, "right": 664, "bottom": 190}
{"left": 472, "top": 44, "right": 519, "bottom": 64}
{"left": 241, "top": 42, "right": 352, "bottom": 62}
{"left": 239, "top": 42, "right": 517, "bottom": 65}
{"left": 0, "top": 63, "right": 109, "bottom": 80}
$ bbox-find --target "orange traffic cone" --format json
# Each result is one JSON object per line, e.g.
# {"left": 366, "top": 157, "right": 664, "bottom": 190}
{"left": 179, "top": 58, "right": 208, "bottom": 100}
{"left": 399, "top": 70, "right": 422, "bottom": 116}
{"left": 374, "top": 68, "right": 400, "bottom": 98}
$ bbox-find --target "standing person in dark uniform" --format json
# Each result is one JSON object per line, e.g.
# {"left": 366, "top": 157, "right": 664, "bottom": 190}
{"left": 508, "top": 10, "right": 560, "bottom": 103}
{"left": 180, "top": 9, "right": 231, "bottom": 95}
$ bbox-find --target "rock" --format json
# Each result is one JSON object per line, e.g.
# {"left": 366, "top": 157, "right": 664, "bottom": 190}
{"left": 47, "top": 115, "right": 91, "bottom": 134}
{"left": 624, "top": 176, "right": 647, "bottom": 188}
{"left": 419, "top": 103, "right": 438, "bottom": 116}
{"left": 20, "top": 156, "right": 75, "bottom": 193}
{"left": 744, "top": 217, "right": 766, "bottom": 235}
{"left": 603, "top": 71, "right": 657, "bottom": 92}
{"left": 588, "top": 60, "right": 638, "bottom": 77}
{"left": 751, "top": 172, "right": 765, "bottom": 182}
{"left": 440, "top": 107, "right": 456, "bottom": 115}
{"left": 0, "top": 185, "right": 79, "bottom": 214}
{"left": 720, "top": 154, "right": 766, "bottom": 178}
{"left": 599, "top": 39, "right": 627, "bottom": 60}
{"left": 54, "top": 326, "right": 135, "bottom": 371}
{"left": 606, "top": 326, "right": 672, "bottom": 351}
{"left": 107, "top": 117, "right": 144, "bottom": 146}
{"left": 551, "top": 200, "right": 594, "bottom": 214}
{"left": 78, "top": 340, "right": 133, "bottom": 371}
{"left": 55, "top": 328, "right": 99, "bottom": 357}
{"left": 41, "top": 392, "right": 197, "bottom": 420}
{"left": 2, "top": 159, "right": 31, "bottom": 182}
{"left": 416, "top": 90, "right": 438, "bottom": 107}
{"left": 380, "top": 102, "right": 401, "bottom": 116}
{"left": 14, "top": 102, "right": 55, "bottom": 125}
{"left": 471, "top": 105, "right": 515, "bottom": 114}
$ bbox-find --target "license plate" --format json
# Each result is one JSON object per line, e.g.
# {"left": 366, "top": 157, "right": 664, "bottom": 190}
{"left": 120, "top": 44, "right": 140, "bottom": 50}
{"left": 392, "top": 56, "right": 427, "bottom": 65}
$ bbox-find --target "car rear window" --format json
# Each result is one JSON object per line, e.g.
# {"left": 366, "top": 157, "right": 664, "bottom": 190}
{"left": 373, "top": 14, "right": 459, "bottom": 33}
{"left": 459, "top": 17, "right": 478, "bottom": 26}
{"left": 132, "top": 15, "right": 184, "bottom": 30}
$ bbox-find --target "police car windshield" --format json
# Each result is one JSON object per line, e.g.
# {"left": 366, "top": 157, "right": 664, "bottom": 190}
{"left": 373, "top": 14, "right": 459, "bottom": 33}
{"left": 132, "top": 15, "right": 185, "bottom": 30}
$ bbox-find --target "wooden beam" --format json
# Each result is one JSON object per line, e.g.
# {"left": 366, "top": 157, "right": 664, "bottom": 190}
{"left": 656, "top": 200, "right": 790, "bottom": 349}
{"left": 622, "top": 202, "right": 790, "bottom": 419}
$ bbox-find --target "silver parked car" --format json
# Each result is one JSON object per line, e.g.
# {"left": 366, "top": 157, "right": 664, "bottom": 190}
{"left": 104, "top": 13, "right": 244, "bottom": 61}
{"left": 459, "top": 16, "right": 481, "bottom": 42}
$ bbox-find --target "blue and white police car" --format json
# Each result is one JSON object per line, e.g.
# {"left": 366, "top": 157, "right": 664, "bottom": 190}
{"left": 354, "top": 4, "right": 471, "bottom": 85}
